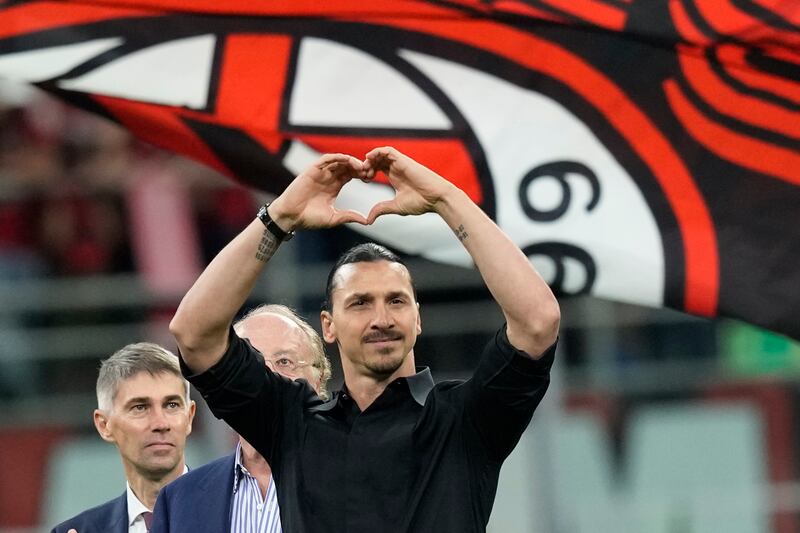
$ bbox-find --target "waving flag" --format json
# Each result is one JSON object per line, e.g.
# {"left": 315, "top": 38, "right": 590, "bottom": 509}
{"left": 0, "top": 0, "right": 798, "bottom": 338}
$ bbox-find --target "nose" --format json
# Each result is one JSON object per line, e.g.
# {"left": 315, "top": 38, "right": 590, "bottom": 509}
{"left": 150, "top": 407, "right": 170, "bottom": 432}
{"left": 371, "top": 302, "right": 394, "bottom": 329}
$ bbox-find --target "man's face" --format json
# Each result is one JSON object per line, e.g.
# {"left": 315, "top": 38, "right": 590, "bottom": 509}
{"left": 94, "top": 372, "right": 195, "bottom": 481}
{"left": 321, "top": 260, "right": 421, "bottom": 379}
{"left": 239, "top": 313, "right": 322, "bottom": 391}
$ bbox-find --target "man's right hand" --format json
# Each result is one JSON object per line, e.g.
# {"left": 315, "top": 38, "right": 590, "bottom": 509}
{"left": 268, "top": 153, "right": 370, "bottom": 232}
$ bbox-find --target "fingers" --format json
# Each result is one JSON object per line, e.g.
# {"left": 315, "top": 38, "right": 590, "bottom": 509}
{"left": 318, "top": 152, "right": 360, "bottom": 167}
{"left": 363, "top": 146, "right": 398, "bottom": 175}
{"left": 316, "top": 153, "right": 367, "bottom": 181}
{"left": 365, "top": 146, "right": 397, "bottom": 161}
{"left": 366, "top": 200, "right": 399, "bottom": 225}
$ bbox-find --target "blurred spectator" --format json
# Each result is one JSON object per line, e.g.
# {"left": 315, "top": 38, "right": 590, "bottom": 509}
{"left": 0, "top": 200, "right": 43, "bottom": 279}
{"left": 35, "top": 193, "right": 133, "bottom": 277}
{"left": 194, "top": 185, "right": 257, "bottom": 262}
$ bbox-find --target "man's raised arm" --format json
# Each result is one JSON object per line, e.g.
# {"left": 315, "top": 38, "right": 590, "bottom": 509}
{"left": 364, "top": 147, "right": 559, "bottom": 359}
{"left": 170, "top": 154, "right": 368, "bottom": 373}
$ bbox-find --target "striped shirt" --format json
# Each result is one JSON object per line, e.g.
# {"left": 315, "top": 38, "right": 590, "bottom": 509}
{"left": 231, "top": 443, "right": 282, "bottom": 533}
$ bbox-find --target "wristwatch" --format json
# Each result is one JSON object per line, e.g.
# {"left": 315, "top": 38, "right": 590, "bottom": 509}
{"left": 257, "top": 202, "right": 295, "bottom": 242}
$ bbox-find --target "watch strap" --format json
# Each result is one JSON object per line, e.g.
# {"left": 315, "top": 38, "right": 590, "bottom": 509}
{"left": 257, "top": 202, "right": 294, "bottom": 241}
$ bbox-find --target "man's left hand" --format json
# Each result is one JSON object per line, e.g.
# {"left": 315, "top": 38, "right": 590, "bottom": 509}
{"left": 362, "top": 146, "right": 457, "bottom": 224}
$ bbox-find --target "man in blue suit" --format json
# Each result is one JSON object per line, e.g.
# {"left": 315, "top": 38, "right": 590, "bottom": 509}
{"left": 152, "top": 305, "right": 331, "bottom": 532}
{"left": 52, "top": 342, "right": 196, "bottom": 533}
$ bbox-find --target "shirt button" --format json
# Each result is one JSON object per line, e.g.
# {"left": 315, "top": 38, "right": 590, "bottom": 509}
{"left": 257, "top": 504, "right": 263, "bottom": 510}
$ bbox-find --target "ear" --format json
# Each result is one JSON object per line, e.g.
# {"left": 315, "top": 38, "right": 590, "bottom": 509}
{"left": 94, "top": 409, "right": 115, "bottom": 443}
{"left": 320, "top": 310, "right": 337, "bottom": 343}
{"left": 416, "top": 302, "right": 422, "bottom": 335}
{"left": 186, "top": 400, "right": 196, "bottom": 436}
{"left": 311, "top": 374, "right": 323, "bottom": 395}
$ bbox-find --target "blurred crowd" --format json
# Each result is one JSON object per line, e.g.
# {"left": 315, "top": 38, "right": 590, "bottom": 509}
{"left": 0, "top": 87, "right": 261, "bottom": 404}
{"left": 0, "top": 87, "right": 256, "bottom": 282}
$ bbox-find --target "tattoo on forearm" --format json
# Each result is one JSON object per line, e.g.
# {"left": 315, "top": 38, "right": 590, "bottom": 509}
{"left": 454, "top": 224, "right": 469, "bottom": 242}
{"left": 255, "top": 229, "right": 279, "bottom": 262}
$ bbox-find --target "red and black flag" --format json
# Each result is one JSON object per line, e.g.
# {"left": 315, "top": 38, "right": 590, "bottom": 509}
{"left": 0, "top": 0, "right": 798, "bottom": 338}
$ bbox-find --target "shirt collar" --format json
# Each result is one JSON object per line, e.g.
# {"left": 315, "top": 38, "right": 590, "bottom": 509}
{"left": 309, "top": 367, "right": 434, "bottom": 412}
{"left": 125, "top": 483, "right": 149, "bottom": 528}
{"left": 232, "top": 441, "right": 246, "bottom": 493}
{"left": 126, "top": 465, "right": 188, "bottom": 526}
{"left": 406, "top": 367, "right": 434, "bottom": 405}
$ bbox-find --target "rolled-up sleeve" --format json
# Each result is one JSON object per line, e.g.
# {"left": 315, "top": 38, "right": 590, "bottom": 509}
{"left": 463, "top": 325, "right": 556, "bottom": 462}
{"left": 179, "top": 327, "right": 301, "bottom": 462}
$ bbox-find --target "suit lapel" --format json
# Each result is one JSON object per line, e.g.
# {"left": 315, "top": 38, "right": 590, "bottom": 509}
{"left": 191, "top": 454, "right": 236, "bottom": 532}
{"left": 107, "top": 492, "right": 128, "bottom": 533}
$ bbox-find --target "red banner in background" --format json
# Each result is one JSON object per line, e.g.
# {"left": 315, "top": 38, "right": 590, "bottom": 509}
{"left": 0, "top": 0, "right": 798, "bottom": 339}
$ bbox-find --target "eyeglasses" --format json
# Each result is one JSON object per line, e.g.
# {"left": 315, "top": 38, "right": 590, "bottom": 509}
{"left": 265, "top": 356, "right": 314, "bottom": 373}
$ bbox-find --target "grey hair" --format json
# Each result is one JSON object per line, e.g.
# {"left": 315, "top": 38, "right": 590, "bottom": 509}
{"left": 96, "top": 342, "right": 189, "bottom": 412}
{"left": 235, "top": 304, "right": 332, "bottom": 400}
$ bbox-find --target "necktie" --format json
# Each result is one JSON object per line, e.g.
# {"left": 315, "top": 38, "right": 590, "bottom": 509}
{"left": 142, "top": 511, "right": 153, "bottom": 532}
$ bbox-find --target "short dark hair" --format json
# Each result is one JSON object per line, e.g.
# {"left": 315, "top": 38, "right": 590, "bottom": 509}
{"left": 323, "top": 243, "right": 416, "bottom": 311}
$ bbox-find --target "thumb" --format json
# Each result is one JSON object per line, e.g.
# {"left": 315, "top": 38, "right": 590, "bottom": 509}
{"left": 332, "top": 208, "right": 369, "bottom": 226}
{"left": 367, "top": 200, "right": 399, "bottom": 225}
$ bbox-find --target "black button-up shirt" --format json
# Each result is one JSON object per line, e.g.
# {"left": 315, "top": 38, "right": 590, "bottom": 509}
{"left": 182, "top": 326, "right": 555, "bottom": 533}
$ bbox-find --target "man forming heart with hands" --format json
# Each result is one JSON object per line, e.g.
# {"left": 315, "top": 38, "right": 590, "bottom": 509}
{"left": 267, "top": 146, "right": 463, "bottom": 231}
{"left": 170, "top": 146, "right": 560, "bottom": 533}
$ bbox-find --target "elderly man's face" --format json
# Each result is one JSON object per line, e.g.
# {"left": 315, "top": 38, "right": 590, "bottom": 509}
{"left": 238, "top": 314, "right": 322, "bottom": 392}
{"left": 94, "top": 372, "right": 195, "bottom": 480}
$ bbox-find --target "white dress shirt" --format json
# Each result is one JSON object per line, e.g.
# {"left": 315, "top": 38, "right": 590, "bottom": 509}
{"left": 126, "top": 465, "right": 189, "bottom": 533}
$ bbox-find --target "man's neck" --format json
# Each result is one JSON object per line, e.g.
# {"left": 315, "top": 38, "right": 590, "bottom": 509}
{"left": 125, "top": 463, "right": 183, "bottom": 510}
{"left": 240, "top": 439, "right": 272, "bottom": 498}
{"left": 344, "top": 354, "right": 417, "bottom": 412}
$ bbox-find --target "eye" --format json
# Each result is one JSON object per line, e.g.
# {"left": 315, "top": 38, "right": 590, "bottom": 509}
{"left": 390, "top": 297, "right": 405, "bottom": 305}
{"left": 350, "top": 298, "right": 365, "bottom": 307}
{"left": 165, "top": 401, "right": 181, "bottom": 409}
{"left": 275, "top": 357, "right": 293, "bottom": 368}
{"left": 131, "top": 404, "right": 147, "bottom": 412}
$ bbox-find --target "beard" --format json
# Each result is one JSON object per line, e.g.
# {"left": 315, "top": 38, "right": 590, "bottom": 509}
{"left": 344, "top": 329, "right": 413, "bottom": 378}
{"left": 363, "top": 350, "right": 406, "bottom": 377}
{"left": 361, "top": 334, "right": 408, "bottom": 377}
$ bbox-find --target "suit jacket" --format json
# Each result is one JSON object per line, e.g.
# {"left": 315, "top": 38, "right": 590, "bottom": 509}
{"left": 151, "top": 454, "right": 235, "bottom": 533}
{"left": 51, "top": 492, "right": 128, "bottom": 533}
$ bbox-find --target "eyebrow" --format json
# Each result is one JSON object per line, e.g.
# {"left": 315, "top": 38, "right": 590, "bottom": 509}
{"left": 349, "top": 288, "right": 411, "bottom": 298}
{"left": 124, "top": 397, "right": 151, "bottom": 406}
{"left": 123, "top": 394, "right": 184, "bottom": 407}
{"left": 346, "top": 292, "right": 374, "bottom": 302}
{"left": 386, "top": 291, "right": 409, "bottom": 300}
{"left": 163, "top": 394, "right": 185, "bottom": 404}
{"left": 267, "top": 350, "right": 298, "bottom": 359}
